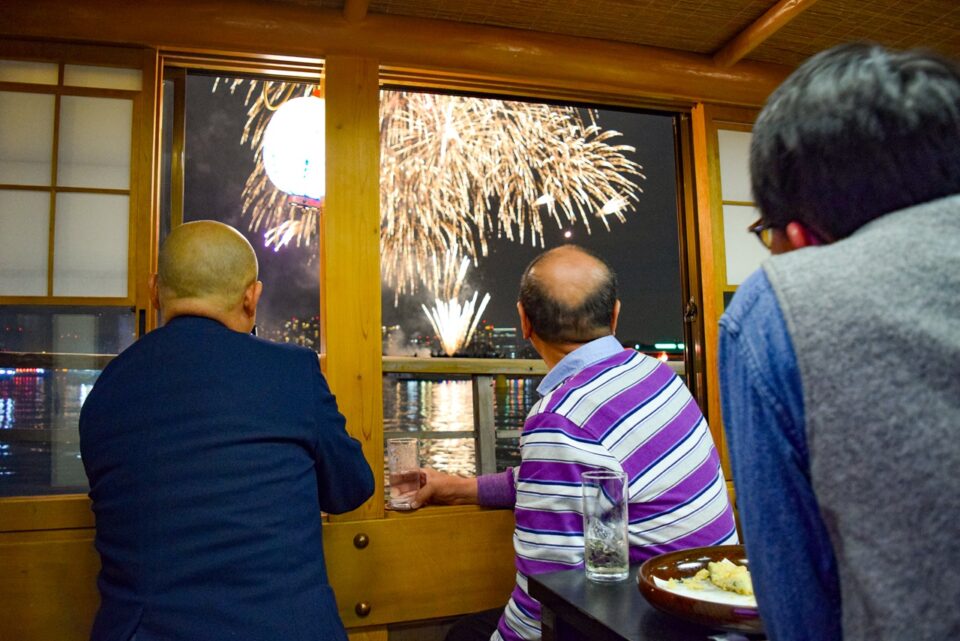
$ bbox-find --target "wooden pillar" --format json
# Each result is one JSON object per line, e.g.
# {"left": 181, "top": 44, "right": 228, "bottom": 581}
{"left": 690, "top": 103, "right": 727, "bottom": 476}
{"left": 689, "top": 103, "right": 757, "bottom": 482}
{"left": 321, "top": 55, "right": 384, "bottom": 521}
{"left": 321, "top": 54, "right": 388, "bottom": 641}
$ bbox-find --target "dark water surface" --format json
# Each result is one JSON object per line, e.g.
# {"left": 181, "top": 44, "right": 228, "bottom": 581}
{"left": 0, "top": 369, "right": 96, "bottom": 496}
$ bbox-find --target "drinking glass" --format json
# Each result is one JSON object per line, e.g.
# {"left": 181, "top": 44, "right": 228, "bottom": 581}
{"left": 387, "top": 438, "right": 421, "bottom": 510}
{"left": 581, "top": 470, "right": 629, "bottom": 582}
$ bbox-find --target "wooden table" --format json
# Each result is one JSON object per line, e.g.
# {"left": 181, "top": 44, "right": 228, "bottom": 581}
{"left": 528, "top": 565, "right": 718, "bottom": 641}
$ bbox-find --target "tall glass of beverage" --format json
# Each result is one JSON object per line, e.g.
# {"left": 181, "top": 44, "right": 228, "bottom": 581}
{"left": 581, "top": 470, "right": 629, "bottom": 582}
{"left": 387, "top": 438, "right": 421, "bottom": 510}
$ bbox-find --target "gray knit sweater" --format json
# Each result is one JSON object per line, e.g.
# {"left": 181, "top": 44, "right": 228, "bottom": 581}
{"left": 764, "top": 195, "right": 960, "bottom": 641}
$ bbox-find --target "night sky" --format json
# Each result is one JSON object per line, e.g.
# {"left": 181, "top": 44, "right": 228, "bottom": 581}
{"left": 181, "top": 74, "right": 683, "bottom": 347}
{"left": 182, "top": 75, "right": 321, "bottom": 334}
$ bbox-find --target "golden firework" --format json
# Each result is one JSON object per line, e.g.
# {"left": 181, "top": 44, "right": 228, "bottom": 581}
{"left": 217, "top": 80, "right": 645, "bottom": 300}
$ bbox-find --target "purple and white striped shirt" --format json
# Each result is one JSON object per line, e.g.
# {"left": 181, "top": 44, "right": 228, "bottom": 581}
{"left": 480, "top": 336, "right": 737, "bottom": 641}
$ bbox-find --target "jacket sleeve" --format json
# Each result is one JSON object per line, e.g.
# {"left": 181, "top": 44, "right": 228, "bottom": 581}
{"left": 719, "top": 270, "right": 841, "bottom": 641}
{"left": 309, "top": 355, "right": 375, "bottom": 514}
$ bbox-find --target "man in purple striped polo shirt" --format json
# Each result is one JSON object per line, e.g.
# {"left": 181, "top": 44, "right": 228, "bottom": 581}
{"left": 414, "top": 245, "right": 737, "bottom": 641}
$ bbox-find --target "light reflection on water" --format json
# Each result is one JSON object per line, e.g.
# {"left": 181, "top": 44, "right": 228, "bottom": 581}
{"left": 382, "top": 378, "right": 481, "bottom": 485}
{"left": 0, "top": 370, "right": 541, "bottom": 498}
{"left": 381, "top": 375, "right": 539, "bottom": 497}
{"left": 384, "top": 377, "right": 476, "bottom": 435}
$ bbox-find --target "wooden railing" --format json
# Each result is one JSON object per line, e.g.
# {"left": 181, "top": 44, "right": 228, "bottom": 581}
{"left": 382, "top": 356, "right": 548, "bottom": 474}
{"left": 1, "top": 352, "right": 682, "bottom": 375}
{"left": 0, "top": 352, "right": 115, "bottom": 370}
{"left": 381, "top": 355, "right": 685, "bottom": 475}
{"left": 1, "top": 351, "right": 684, "bottom": 478}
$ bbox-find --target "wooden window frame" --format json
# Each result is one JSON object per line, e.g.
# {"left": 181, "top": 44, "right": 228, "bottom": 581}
{"left": 0, "top": 37, "right": 731, "bottom": 641}
{"left": 0, "top": 46, "right": 710, "bottom": 528}
{"left": 691, "top": 104, "right": 759, "bottom": 480}
{"left": 0, "top": 40, "right": 156, "bottom": 308}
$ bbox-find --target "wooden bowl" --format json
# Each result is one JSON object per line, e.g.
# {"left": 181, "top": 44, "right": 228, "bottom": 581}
{"left": 637, "top": 544, "right": 764, "bottom": 635}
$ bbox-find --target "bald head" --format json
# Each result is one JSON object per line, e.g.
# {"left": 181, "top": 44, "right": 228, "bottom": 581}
{"left": 518, "top": 245, "right": 618, "bottom": 344}
{"left": 157, "top": 221, "right": 259, "bottom": 313}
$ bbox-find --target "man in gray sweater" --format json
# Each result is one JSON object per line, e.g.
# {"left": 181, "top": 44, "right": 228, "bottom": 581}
{"left": 719, "top": 44, "right": 960, "bottom": 641}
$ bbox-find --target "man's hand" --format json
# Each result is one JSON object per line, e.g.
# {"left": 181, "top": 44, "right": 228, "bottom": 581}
{"left": 411, "top": 468, "right": 479, "bottom": 509}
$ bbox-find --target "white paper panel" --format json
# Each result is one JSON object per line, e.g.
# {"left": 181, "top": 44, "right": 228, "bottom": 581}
{"left": 0, "top": 190, "right": 50, "bottom": 296}
{"left": 717, "top": 129, "right": 753, "bottom": 203}
{"left": 723, "top": 204, "right": 768, "bottom": 286}
{"left": 0, "top": 60, "right": 58, "bottom": 85}
{"left": 0, "top": 91, "right": 55, "bottom": 185}
{"left": 63, "top": 65, "right": 142, "bottom": 91}
{"left": 53, "top": 193, "right": 129, "bottom": 297}
{"left": 57, "top": 96, "right": 132, "bottom": 190}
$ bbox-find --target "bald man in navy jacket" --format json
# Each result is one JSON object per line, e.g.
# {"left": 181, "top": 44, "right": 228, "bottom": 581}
{"left": 80, "top": 221, "right": 374, "bottom": 641}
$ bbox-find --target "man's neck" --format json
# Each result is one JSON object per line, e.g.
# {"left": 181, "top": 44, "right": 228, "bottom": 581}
{"left": 534, "top": 336, "right": 600, "bottom": 370}
{"left": 161, "top": 300, "right": 251, "bottom": 334}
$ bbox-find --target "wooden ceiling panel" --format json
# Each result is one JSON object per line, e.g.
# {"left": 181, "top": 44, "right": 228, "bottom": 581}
{"left": 263, "top": 0, "right": 960, "bottom": 69}
{"left": 368, "top": 0, "right": 774, "bottom": 54}
{"left": 750, "top": 0, "right": 960, "bottom": 67}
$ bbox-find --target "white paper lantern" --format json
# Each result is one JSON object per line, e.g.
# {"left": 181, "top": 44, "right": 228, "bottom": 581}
{"left": 262, "top": 95, "right": 325, "bottom": 201}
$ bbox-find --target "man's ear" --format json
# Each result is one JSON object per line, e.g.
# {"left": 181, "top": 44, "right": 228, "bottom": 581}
{"left": 610, "top": 300, "right": 621, "bottom": 335}
{"left": 517, "top": 301, "right": 532, "bottom": 340}
{"left": 149, "top": 274, "right": 161, "bottom": 311}
{"left": 785, "top": 221, "right": 822, "bottom": 250}
{"left": 243, "top": 280, "right": 263, "bottom": 318}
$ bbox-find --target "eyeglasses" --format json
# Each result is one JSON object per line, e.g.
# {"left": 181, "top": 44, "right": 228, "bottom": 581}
{"left": 747, "top": 218, "right": 776, "bottom": 249}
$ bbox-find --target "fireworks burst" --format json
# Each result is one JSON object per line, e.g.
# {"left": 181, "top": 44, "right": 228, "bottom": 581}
{"left": 420, "top": 252, "right": 491, "bottom": 356}
{"left": 380, "top": 91, "right": 644, "bottom": 299}
{"left": 422, "top": 292, "right": 491, "bottom": 357}
{"left": 422, "top": 277, "right": 492, "bottom": 358}
{"left": 216, "top": 80, "right": 645, "bottom": 305}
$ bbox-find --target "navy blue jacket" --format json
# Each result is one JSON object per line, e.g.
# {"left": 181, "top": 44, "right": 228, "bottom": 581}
{"left": 80, "top": 315, "right": 374, "bottom": 641}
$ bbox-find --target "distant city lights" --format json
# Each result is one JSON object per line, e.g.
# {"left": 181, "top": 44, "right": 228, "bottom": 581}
{"left": 0, "top": 399, "right": 12, "bottom": 429}
{"left": 0, "top": 368, "right": 45, "bottom": 376}
{"left": 79, "top": 383, "right": 94, "bottom": 407}
{"left": 633, "top": 343, "right": 684, "bottom": 353}
{"left": 254, "top": 315, "right": 321, "bottom": 348}
{"left": 654, "top": 342, "right": 685, "bottom": 350}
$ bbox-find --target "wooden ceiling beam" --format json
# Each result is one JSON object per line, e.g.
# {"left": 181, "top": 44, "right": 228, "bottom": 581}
{"left": 0, "top": 0, "right": 791, "bottom": 107}
{"left": 343, "top": 0, "right": 369, "bottom": 23}
{"left": 713, "top": 0, "right": 820, "bottom": 68}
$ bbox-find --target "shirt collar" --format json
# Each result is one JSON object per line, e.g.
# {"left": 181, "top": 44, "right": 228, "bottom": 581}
{"left": 536, "top": 335, "right": 624, "bottom": 396}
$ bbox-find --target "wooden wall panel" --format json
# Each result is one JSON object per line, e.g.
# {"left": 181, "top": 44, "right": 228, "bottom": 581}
{"left": 0, "top": 510, "right": 515, "bottom": 639}
{"left": 0, "top": 530, "right": 99, "bottom": 641}
{"left": 325, "top": 508, "right": 516, "bottom": 629}
{"left": 348, "top": 630, "right": 389, "bottom": 641}
{"left": 0, "top": 496, "right": 93, "bottom": 533}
